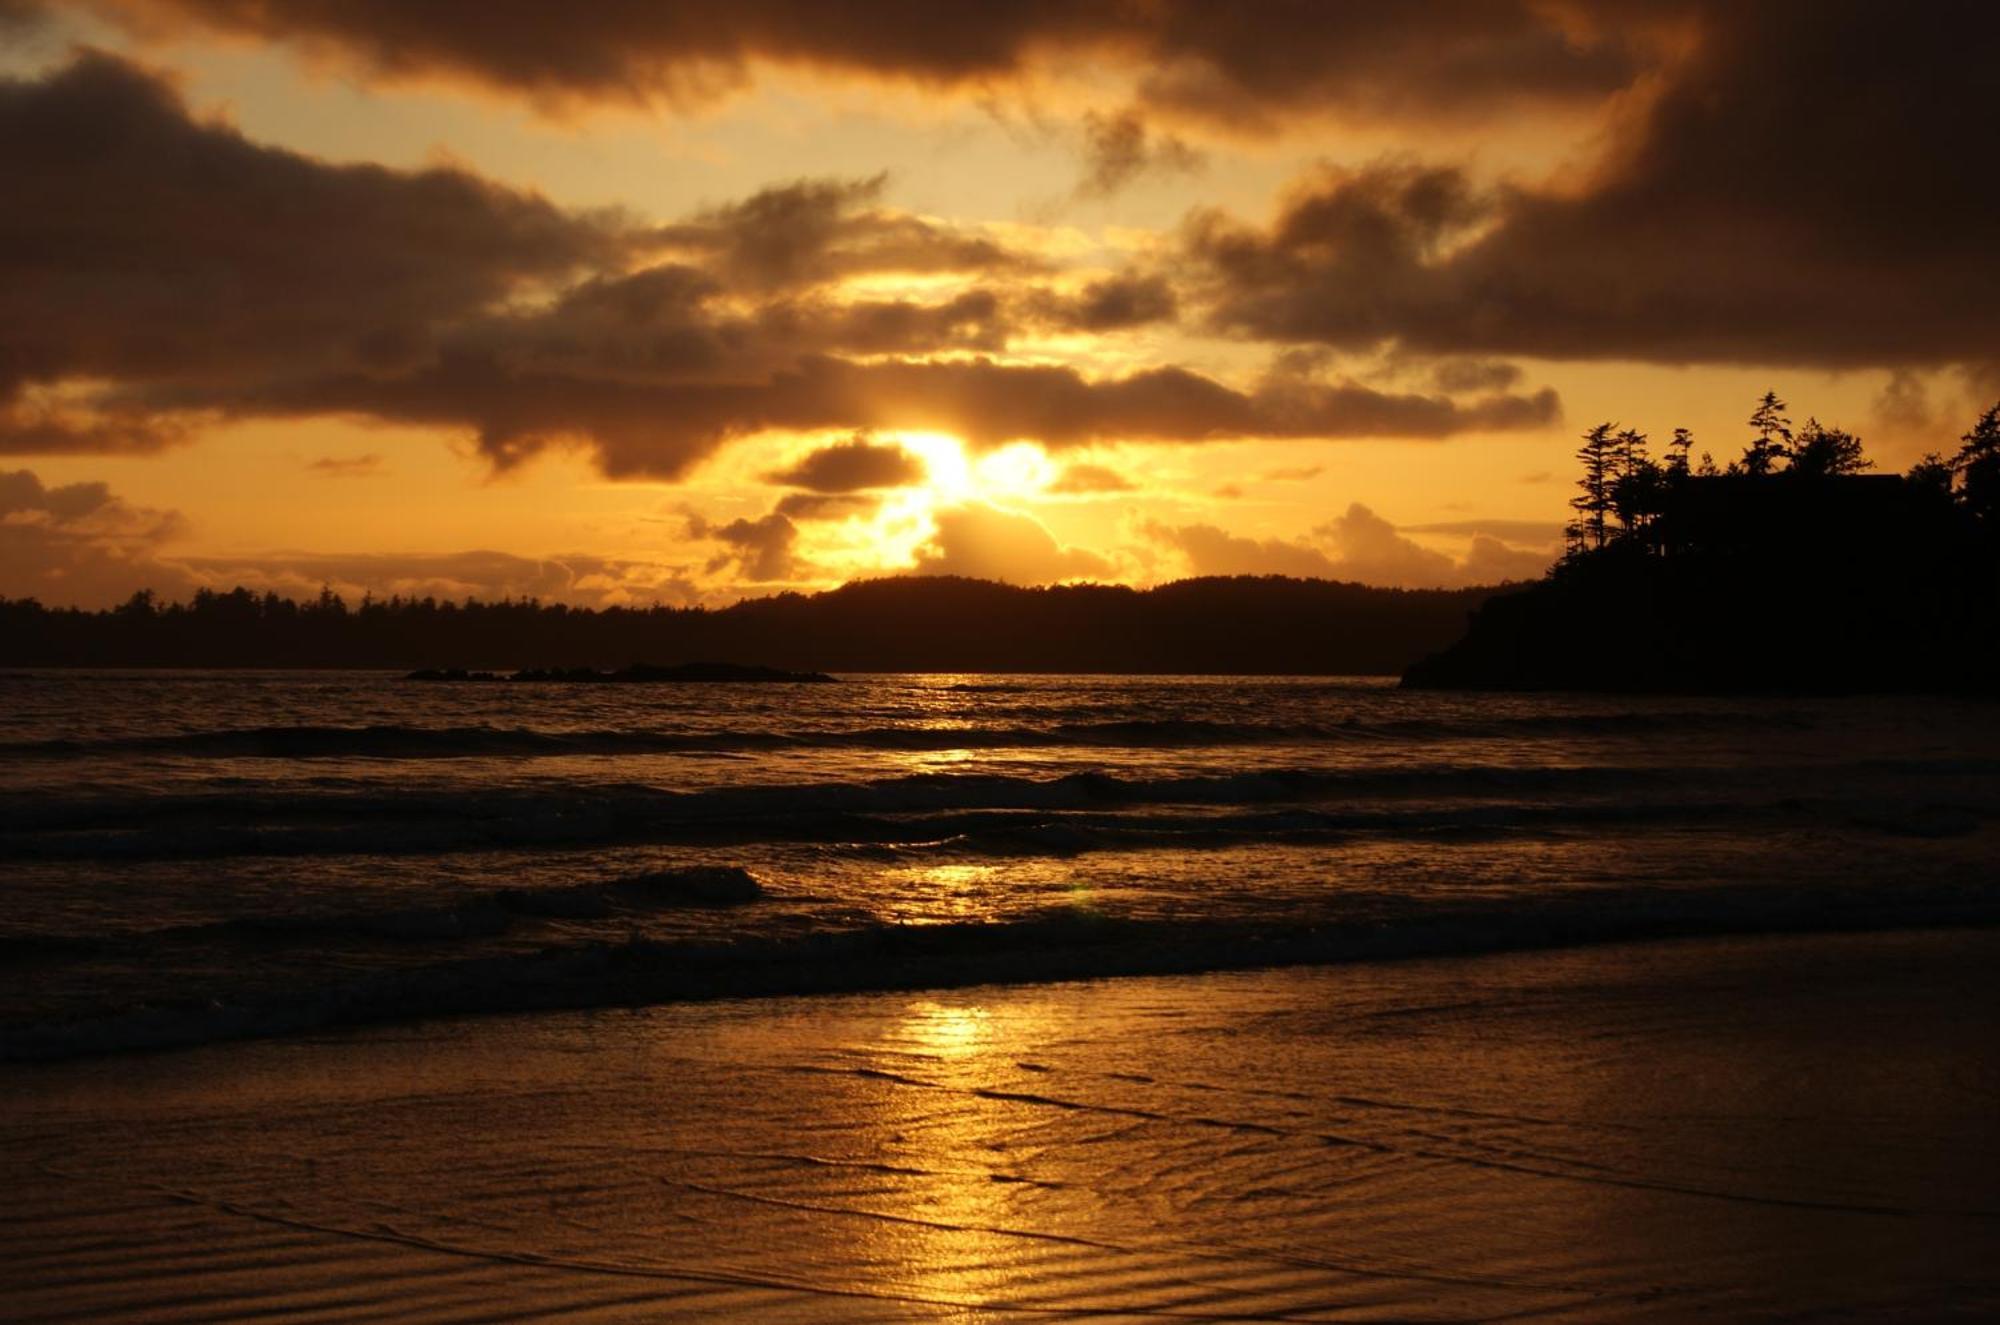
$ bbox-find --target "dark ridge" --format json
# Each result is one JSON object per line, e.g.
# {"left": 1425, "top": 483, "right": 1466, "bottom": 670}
{"left": 0, "top": 575, "right": 1505, "bottom": 675}
{"left": 405, "top": 662, "right": 838, "bottom": 684}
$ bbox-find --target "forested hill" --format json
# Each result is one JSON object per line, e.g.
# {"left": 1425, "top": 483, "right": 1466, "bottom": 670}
{"left": 1404, "top": 396, "right": 2000, "bottom": 692}
{"left": 0, "top": 576, "right": 1503, "bottom": 675}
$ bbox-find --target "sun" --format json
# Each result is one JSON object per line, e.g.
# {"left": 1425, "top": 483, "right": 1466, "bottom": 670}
{"left": 893, "top": 431, "right": 976, "bottom": 502}
{"left": 809, "top": 433, "right": 1067, "bottom": 579}
{"left": 891, "top": 433, "right": 1054, "bottom": 505}
{"left": 973, "top": 443, "right": 1056, "bottom": 497}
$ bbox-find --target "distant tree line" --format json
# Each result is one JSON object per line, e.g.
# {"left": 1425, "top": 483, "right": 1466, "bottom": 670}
{"left": 0, "top": 575, "right": 1505, "bottom": 675}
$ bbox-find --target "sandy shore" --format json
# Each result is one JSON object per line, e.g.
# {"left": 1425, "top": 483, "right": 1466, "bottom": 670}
{"left": 5, "top": 928, "right": 1997, "bottom": 1321}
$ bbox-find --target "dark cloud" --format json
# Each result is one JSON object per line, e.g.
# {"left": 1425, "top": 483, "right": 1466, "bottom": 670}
{"left": 1312, "top": 503, "right": 1453, "bottom": 584}
{"left": 0, "top": 1, "right": 45, "bottom": 33}
{"left": 1191, "top": 4, "right": 2000, "bottom": 368}
{"left": 690, "top": 511, "right": 799, "bottom": 581}
{"left": 85, "top": 1, "right": 1649, "bottom": 125}
{"left": 1, "top": 469, "right": 112, "bottom": 520}
{"left": 651, "top": 176, "right": 1035, "bottom": 292}
{"left": 1145, "top": 502, "right": 1555, "bottom": 587}
{"left": 1873, "top": 371, "right": 1934, "bottom": 436}
{"left": 1033, "top": 273, "right": 1178, "bottom": 333}
{"left": 0, "top": 50, "right": 619, "bottom": 447}
{"left": 766, "top": 435, "right": 925, "bottom": 492}
{"left": 910, "top": 502, "right": 1111, "bottom": 585}
{"left": 222, "top": 352, "right": 1559, "bottom": 479}
{"left": 401, "top": 263, "right": 1007, "bottom": 394}
{"left": 0, "top": 466, "right": 192, "bottom": 605}
{"left": 1248, "top": 364, "right": 1560, "bottom": 439}
{"left": 1142, "top": 519, "right": 1337, "bottom": 580}
{"left": 306, "top": 453, "right": 385, "bottom": 478}
{"left": 1075, "top": 110, "right": 1204, "bottom": 198}
{"left": 774, "top": 491, "right": 880, "bottom": 521}
{"left": 759, "top": 291, "right": 1010, "bottom": 356}
{"left": 826, "top": 357, "right": 1558, "bottom": 450}
{"left": 0, "top": 468, "right": 705, "bottom": 608}
{"left": 1867, "top": 369, "right": 1960, "bottom": 451}
{"left": 1127, "top": 3, "right": 1652, "bottom": 129}
{"left": 1047, "top": 463, "right": 1135, "bottom": 494}
{"left": 1428, "top": 359, "right": 1523, "bottom": 394}
{"left": 1260, "top": 465, "right": 1323, "bottom": 482}
{"left": 0, "top": 404, "right": 186, "bottom": 455}
{"left": 0, "top": 52, "right": 1560, "bottom": 480}
{"left": 1313, "top": 503, "right": 1551, "bottom": 586}
{"left": 1188, "top": 159, "right": 1491, "bottom": 350}
{"left": 1457, "top": 533, "right": 1552, "bottom": 585}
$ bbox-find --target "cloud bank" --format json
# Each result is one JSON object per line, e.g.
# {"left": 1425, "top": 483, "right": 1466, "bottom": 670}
{"left": 0, "top": 52, "right": 1562, "bottom": 478}
{"left": 1146, "top": 502, "right": 1555, "bottom": 588}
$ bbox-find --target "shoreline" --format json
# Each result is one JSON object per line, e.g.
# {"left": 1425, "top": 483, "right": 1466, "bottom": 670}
{"left": 8, "top": 927, "right": 1997, "bottom": 1321}
{"left": 9, "top": 906, "right": 1998, "bottom": 1066}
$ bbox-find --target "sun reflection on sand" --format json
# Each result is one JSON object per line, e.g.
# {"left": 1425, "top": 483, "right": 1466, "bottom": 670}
{"left": 898, "top": 999, "right": 995, "bottom": 1058}
{"left": 863, "top": 996, "right": 1055, "bottom": 1304}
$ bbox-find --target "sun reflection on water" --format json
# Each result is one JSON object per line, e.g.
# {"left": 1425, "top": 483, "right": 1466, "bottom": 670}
{"left": 900, "top": 863, "right": 1006, "bottom": 924}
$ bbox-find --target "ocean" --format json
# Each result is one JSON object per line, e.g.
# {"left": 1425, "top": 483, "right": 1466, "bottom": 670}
{"left": 4, "top": 670, "right": 1996, "bottom": 1059}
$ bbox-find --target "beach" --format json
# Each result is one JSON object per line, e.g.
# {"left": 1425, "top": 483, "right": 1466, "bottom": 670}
{"left": 7, "top": 928, "right": 1997, "bottom": 1322}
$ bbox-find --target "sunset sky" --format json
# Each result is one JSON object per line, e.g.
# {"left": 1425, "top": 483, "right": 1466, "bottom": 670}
{"left": 3, "top": 1, "right": 1993, "bottom": 607}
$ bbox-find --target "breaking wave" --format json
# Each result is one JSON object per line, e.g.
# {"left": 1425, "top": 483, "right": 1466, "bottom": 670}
{"left": 2, "top": 710, "right": 1815, "bottom": 761}
{"left": 0, "top": 866, "right": 763, "bottom": 959}
{"left": 4, "top": 755, "right": 1990, "bottom": 863}
{"left": 6, "top": 880, "right": 1993, "bottom": 1062}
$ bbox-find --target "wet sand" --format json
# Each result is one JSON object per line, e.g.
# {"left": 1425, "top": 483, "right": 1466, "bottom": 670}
{"left": 5, "top": 928, "right": 1997, "bottom": 1321}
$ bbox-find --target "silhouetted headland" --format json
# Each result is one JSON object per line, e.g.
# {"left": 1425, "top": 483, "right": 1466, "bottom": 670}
{"left": 406, "top": 663, "right": 838, "bottom": 684}
{"left": 2, "top": 575, "right": 1505, "bottom": 674}
{"left": 1406, "top": 395, "right": 2000, "bottom": 692}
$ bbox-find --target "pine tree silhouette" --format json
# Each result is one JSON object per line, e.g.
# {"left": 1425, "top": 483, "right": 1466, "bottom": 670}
{"left": 1789, "top": 419, "right": 1870, "bottom": 478}
{"left": 1744, "top": 391, "right": 1793, "bottom": 477}
{"left": 1667, "top": 427, "right": 1694, "bottom": 476}
{"left": 1955, "top": 403, "right": 2000, "bottom": 528}
{"left": 1571, "top": 423, "right": 1618, "bottom": 551}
